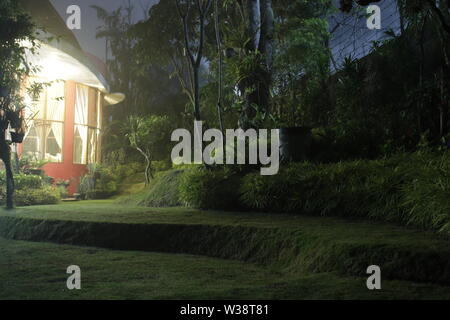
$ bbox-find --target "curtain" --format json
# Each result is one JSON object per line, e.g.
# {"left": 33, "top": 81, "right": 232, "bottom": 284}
{"left": 51, "top": 122, "right": 63, "bottom": 155}
{"left": 75, "top": 85, "right": 88, "bottom": 125}
{"left": 47, "top": 81, "right": 65, "bottom": 121}
{"left": 74, "top": 124, "right": 88, "bottom": 164}
{"left": 88, "top": 128, "right": 97, "bottom": 163}
{"left": 44, "top": 82, "right": 63, "bottom": 160}
{"left": 74, "top": 85, "right": 89, "bottom": 164}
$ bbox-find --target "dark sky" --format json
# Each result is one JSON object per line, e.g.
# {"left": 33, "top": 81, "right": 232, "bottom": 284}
{"left": 49, "top": 0, "right": 158, "bottom": 61}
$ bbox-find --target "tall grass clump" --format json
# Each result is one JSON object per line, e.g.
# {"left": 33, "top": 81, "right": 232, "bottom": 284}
{"left": 117, "top": 169, "right": 184, "bottom": 207}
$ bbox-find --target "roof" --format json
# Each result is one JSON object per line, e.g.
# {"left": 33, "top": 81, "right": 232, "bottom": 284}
{"left": 17, "top": 0, "right": 124, "bottom": 104}
{"left": 18, "top": 0, "right": 82, "bottom": 51}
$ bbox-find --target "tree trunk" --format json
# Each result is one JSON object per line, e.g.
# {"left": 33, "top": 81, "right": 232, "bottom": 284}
{"left": 246, "top": 0, "right": 261, "bottom": 51}
{"left": 239, "top": 0, "right": 274, "bottom": 129}
{"left": 0, "top": 138, "right": 14, "bottom": 209}
{"left": 214, "top": 0, "right": 225, "bottom": 139}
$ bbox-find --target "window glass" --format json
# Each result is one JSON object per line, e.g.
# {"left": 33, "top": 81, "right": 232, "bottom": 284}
{"left": 46, "top": 81, "right": 65, "bottom": 121}
{"left": 46, "top": 122, "right": 63, "bottom": 162}
{"left": 88, "top": 88, "right": 98, "bottom": 128}
{"left": 87, "top": 128, "right": 97, "bottom": 164}
{"left": 75, "top": 85, "right": 88, "bottom": 126}
{"left": 22, "top": 80, "right": 65, "bottom": 162}
{"left": 22, "top": 125, "right": 40, "bottom": 157}
{"left": 73, "top": 85, "right": 89, "bottom": 164}
{"left": 73, "top": 125, "right": 87, "bottom": 165}
{"left": 74, "top": 85, "right": 102, "bottom": 165}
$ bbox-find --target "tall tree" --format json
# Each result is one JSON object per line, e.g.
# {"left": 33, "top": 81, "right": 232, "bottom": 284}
{"left": 175, "top": 0, "right": 213, "bottom": 122}
{"left": 0, "top": 0, "right": 35, "bottom": 208}
{"left": 236, "top": 0, "right": 275, "bottom": 128}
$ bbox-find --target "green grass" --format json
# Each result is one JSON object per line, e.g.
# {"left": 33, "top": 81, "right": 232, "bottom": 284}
{"left": 1, "top": 236, "right": 449, "bottom": 300}
{"left": 0, "top": 201, "right": 449, "bottom": 286}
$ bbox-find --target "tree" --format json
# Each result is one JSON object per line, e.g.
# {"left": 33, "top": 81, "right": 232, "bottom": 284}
{"left": 271, "top": 0, "right": 332, "bottom": 127}
{"left": 92, "top": 3, "right": 187, "bottom": 163}
{"left": 175, "top": 0, "right": 213, "bottom": 122}
{"left": 238, "top": 0, "right": 274, "bottom": 128}
{"left": 0, "top": 0, "right": 35, "bottom": 209}
{"left": 124, "top": 115, "right": 173, "bottom": 185}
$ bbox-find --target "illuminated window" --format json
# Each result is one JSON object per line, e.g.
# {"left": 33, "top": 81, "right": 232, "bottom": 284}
{"left": 23, "top": 80, "right": 65, "bottom": 162}
{"left": 73, "top": 85, "right": 101, "bottom": 165}
{"left": 74, "top": 85, "right": 89, "bottom": 164}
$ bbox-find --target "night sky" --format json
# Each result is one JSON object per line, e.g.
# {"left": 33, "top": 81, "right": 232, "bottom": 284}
{"left": 49, "top": 0, "right": 158, "bottom": 61}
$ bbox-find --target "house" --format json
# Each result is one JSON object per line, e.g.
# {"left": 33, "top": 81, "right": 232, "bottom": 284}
{"left": 329, "top": 0, "right": 401, "bottom": 71}
{"left": 17, "top": 0, "right": 124, "bottom": 195}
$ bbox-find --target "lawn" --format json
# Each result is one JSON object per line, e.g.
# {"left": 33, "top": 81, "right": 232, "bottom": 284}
{"left": 1, "top": 236, "right": 450, "bottom": 300}
{"left": 0, "top": 201, "right": 449, "bottom": 299}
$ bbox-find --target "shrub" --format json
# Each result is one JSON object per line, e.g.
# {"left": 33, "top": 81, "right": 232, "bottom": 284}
{"left": 240, "top": 150, "right": 450, "bottom": 234}
{"left": 0, "top": 171, "right": 60, "bottom": 206}
{"left": 179, "top": 166, "right": 243, "bottom": 210}
{"left": 78, "top": 164, "right": 119, "bottom": 199}
{"left": 14, "top": 185, "right": 61, "bottom": 206}
{"left": 143, "top": 169, "right": 182, "bottom": 207}
{"left": 151, "top": 160, "right": 172, "bottom": 173}
{"left": 0, "top": 173, "right": 43, "bottom": 189}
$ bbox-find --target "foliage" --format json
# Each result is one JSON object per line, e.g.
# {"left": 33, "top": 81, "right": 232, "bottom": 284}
{"left": 178, "top": 166, "right": 243, "bottom": 210}
{"left": 118, "top": 169, "right": 183, "bottom": 207}
{"left": 0, "top": 0, "right": 36, "bottom": 208}
{"left": 271, "top": 0, "right": 332, "bottom": 127}
{"left": 13, "top": 185, "right": 60, "bottom": 206}
{"left": 0, "top": 0, "right": 35, "bottom": 92}
{"left": 240, "top": 150, "right": 450, "bottom": 234}
{"left": 124, "top": 115, "right": 173, "bottom": 184}
{"left": 92, "top": 3, "right": 188, "bottom": 162}
{"left": 0, "top": 171, "right": 60, "bottom": 206}
{"left": 19, "top": 154, "right": 49, "bottom": 172}
{"left": 78, "top": 164, "right": 119, "bottom": 200}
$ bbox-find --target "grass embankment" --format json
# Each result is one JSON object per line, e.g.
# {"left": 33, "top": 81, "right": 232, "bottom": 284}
{"left": 1, "top": 236, "right": 450, "bottom": 300}
{"left": 1, "top": 201, "right": 449, "bottom": 285}
{"left": 120, "top": 151, "right": 450, "bottom": 235}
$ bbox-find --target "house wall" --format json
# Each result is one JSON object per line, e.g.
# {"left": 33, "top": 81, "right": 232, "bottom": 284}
{"left": 329, "top": 0, "right": 401, "bottom": 70}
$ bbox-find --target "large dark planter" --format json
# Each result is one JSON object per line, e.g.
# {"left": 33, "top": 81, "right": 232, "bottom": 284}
{"left": 279, "top": 127, "right": 312, "bottom": 162}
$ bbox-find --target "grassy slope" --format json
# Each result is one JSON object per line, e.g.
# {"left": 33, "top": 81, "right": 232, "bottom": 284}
{"left": 0, "top": 201, "right": 449, "bottom": 286}
{"left": 1, "top": 236, "right": 450, "bottom": 300}
{"left": 116, "top": 170, "right": 182, "bottom": 207}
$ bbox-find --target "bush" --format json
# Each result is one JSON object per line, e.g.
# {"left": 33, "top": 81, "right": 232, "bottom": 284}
{"left": 179, "top": 166, "right": 243, "bottom": 210}
{"left": 240, "top": 150, "right": 450, "bottom": 234}
{"left": 14, "top": 185, "right": 61, "bottom": 206}
{"left": 151, "top": 160, "right": 172, "bottom": 173}
{"left": 0, "top": 171, "right": 61, "bottom": 206}
{"left": 0, "top": 173, "right": 43, "bottom": 189}
{"left": 78, "top": 165, "right": 120, "bottom": 200}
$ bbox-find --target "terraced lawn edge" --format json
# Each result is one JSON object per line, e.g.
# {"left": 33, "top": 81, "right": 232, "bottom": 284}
{"left": 0, "top": 215, "right": 449, "bottom": 285}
